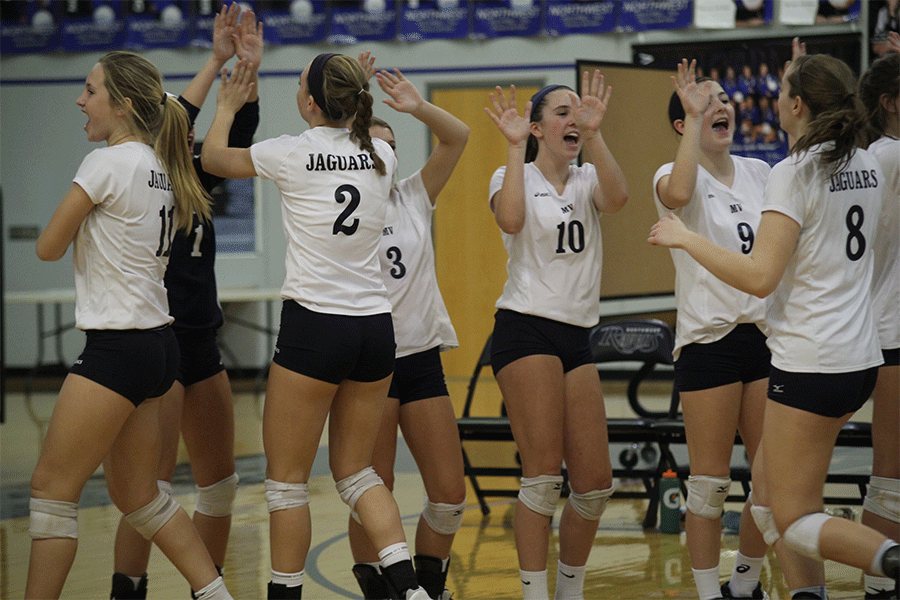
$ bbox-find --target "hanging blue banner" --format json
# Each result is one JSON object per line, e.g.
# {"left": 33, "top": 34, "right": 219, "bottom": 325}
{"left": 472, "top": 0, "right": 542, "bottom": 39}
{"left": 125, "top": 0, "right": 192, "bottom": 50}
{"left": 1, "top": 1, "right": 61, "bottom": 55}
{"left": 60, "top": 1, "right": 128, "bottom": 53}
{"left": 259, "top": 0, "right": 330, "bottom": 45}
{"left": 617, "top": 0, "right": 692, "bottom": 32}
{"left": 328, "top": 0, "right": 398, "bottom": 44}
{"left": 399, "top": 0, "right": 470, "bottom": 42}
{"left": 545, "top": 0, "right": 617, "bottom": 37}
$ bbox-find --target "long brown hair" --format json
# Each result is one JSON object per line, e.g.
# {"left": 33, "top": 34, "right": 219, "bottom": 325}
{"left": 99, "top": 51, "right": 211, "bottom": 231}
{"left": 317, "top": 54, "right": 387, "bottom": 176}
{"left": 859, "top": 52, "right": 900, "bottom": 146}
{"left": 785, "top": 54, "right": 867, "bottom": 175}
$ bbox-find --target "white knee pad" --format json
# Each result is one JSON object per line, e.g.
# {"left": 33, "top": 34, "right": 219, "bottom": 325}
{"left": 783, "top": 512, "right": 831, "bottom": 561}
{"left": 518, "top": 475, "right": 564, "bottom": 517}
{"left": 29, "top": 498, "right": 78, "bottom": 539}
{"left": 422, "top": 497, "right": 466, "bottom": 535}
{"left": 157, "top": 479, "right": 174, "bottom": 496}
{"left": 265, "top": 479, "right": 309, "bottom": 513}
{"left": 336, "top": 467, "right": 384, "bottom": 511}
{"left": 568, "top": 485, "right": 615, "bottom": 521}
{"left": 196, "top": 473, "right": 239, "bottom": 518}
{"left": 125, "top": 491, "right": 180, "bottom": 540}
{"left": 749, "top": 503, "right": 781, "bottom": 545}
{"left": 686, "top": 475, "right": 731, "bottom": 520}
{"left": 864, "top": 476, "right": 900, "bottom": 523}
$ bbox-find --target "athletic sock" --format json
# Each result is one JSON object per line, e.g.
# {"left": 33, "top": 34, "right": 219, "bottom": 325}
{"left": 520, "top": 569, "right": 548, "bottom": 600}
{"left": 193, "top": 576, "right": 232, "bottom": 600}
{"left": 554, "top": 561, "right": 586, "bottom": 600}
{"left": 110, "top": 572, "right": 148, "bottom": 600}
{"left": 729, "top": 552, "right": 765, "bottom": 597}
{"left": 692, "top": 566, "right": 721, "bottom": 600}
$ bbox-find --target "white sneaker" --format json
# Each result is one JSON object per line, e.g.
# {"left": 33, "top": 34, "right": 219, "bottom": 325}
{"left": 406, "top": 587, "right": 432, "bottom": 600}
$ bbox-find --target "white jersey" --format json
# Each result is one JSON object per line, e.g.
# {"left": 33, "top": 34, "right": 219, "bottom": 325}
{"left": 71, "top": 142, "right": 174, "bottom": 331}
{"left": 763, "top": 143, "right": 884, "bottom": 373}
{"left": 653, "top": 157, "right": 770, "bottom": 360}
{"left": 379, "top": 171, "right": 458, "bottom": 357}
{"left": 489, "top": 162, "right": 601, "bottom": 328}
{"left": 868, "top": 136, "right": 899, "bottom": 350}
{"left": 251, "top": 127, "right": 397, "bottom": 315}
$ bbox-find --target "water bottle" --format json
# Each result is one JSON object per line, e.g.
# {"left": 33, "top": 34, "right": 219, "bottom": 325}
{"left": 659, "top": 469, "right": 682, "bottom": 534}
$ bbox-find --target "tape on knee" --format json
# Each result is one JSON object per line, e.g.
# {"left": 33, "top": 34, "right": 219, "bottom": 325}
{"left": 783, "top": 513, "right": 831, "bottom": 561}
{"left": 265, "top": 479, "right": 308, "bottom": 513}
{"left": 336, "top": 467, "right": 384, "bottom": 511}
{"left": 422, "top": 497, "right": 466, "bottom": 535}
{"left": 568, "top": 485, "right": 615, "bottom": 521}
{"left": 864, "top": 476, "right": 900, "bottom": 523}
{"left": 750, "top": 503, "right": 780, "bottom": 545}
{"left": 29, "top": 498, "right": 78, "bottom": 539}
{"left": 518, "top": 475, "right": 564, "bottom": 517}
{"left": 196, "top": 473, "right": 239, "bottom": 518}
{"left": 125, "top": 491, "right": 180, "bottom": 540}
{"left": 686, "top": 475, "right": 731, "bottom": 519}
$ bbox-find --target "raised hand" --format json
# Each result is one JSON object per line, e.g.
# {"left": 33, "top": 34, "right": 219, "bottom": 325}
{"left": 791, "top": 36, "right": 807, "bottom": 61}
{"left": 572, "top": 68, "right": 612, "bottom": 136}
{"left": 375, "top": 69, "right": 423, "bottom": 114}
{"left": 212, "top": 2, "right": 240, "bottom": 64}
{"left": 357, "top": 51, "right": 377, "bottom": 81}
{"left": 234, "top": 8, "right": 263, "bottom": 70}
{"left": 672, "top": 58, "right": 712, "bottom": 120}
{"left": 889, "top": 31, "right": 900, "bottom": 54}
{"left": 216, "top": 59, "right": 256, "bottom": 115}
{"left": 484, "top": 85, "right": 531, "bottom": 146}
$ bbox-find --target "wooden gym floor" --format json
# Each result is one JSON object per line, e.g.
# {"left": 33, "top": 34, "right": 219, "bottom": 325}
{"left": 1, "top": 376, "right": 873, "bottom": 599}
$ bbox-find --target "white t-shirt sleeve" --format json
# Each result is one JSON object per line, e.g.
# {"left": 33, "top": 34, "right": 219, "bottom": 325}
{"left": 395, "top": 170, "right": 432, "bottom": 218}
{"left": 488, "top": 166, "right": 507, "bottom": 208}
{"left": 250, "top": 135, "right": 295, "bottom": 181}
{"left": 762, "top": 160, "right": 804, "bottom": 226}
{"left": 73, "top": 148, "right": 123, "bottom": 206}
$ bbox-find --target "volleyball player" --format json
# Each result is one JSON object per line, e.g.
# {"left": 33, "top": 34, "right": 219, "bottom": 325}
{"left": 484, "top": 71, "right": 628, "bottom": 600}
{"left": 345, "top": 62, "right": 469, "bottom": 600}
{"left": 109, "top": 5, "right": 262, "bottom": 599}
{"left": 859, "top": 46, "right": 900, "bottom": 600}
{"left": 201, "top": 55, "right": 429, "bottom": 600}
{"left": 27, "top": 50, "right": 231, "bottom": 600}
{"left": 654, "top": 58, "right": 823, "bottom": 600}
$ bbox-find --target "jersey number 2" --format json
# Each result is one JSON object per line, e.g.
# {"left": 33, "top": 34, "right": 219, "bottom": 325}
{"left": 333, "top": 184, "right": 360, "bottom": 236}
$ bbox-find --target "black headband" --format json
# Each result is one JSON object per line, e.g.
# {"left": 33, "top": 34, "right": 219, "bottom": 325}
{"left": 307, "top": 53, "right": 340, "bottom": 120}
{"left": 529, "top": 85, "right": 568, "bottom": 122}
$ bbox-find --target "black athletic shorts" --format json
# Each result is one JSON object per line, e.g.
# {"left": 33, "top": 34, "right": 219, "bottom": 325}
{"left": 173, "top": 327, "right": 225, "bottom": 387}
{"left": 273, "top": 300, "right": 395, "bottom": 384}
{"left": 490, "top": 309, "right": 593, "bottom": 376}
{"left": 883, "top": 348, "right": 899, "bottom": 367}
{"left": 70, "top": 325, "right": 179, "bottom": 407}
{"left": 388, "top": 346, "right": 450, "bottom": 405}
{"left": 674, "top": 323, "right": 771, "bottom": 392}
{"left": 768, "top": 366, "right": 879, "bottom": 418}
